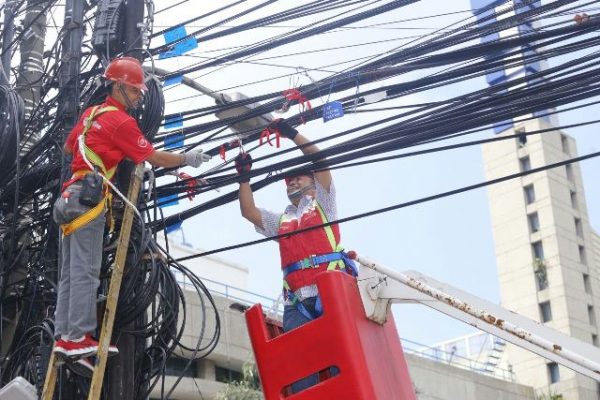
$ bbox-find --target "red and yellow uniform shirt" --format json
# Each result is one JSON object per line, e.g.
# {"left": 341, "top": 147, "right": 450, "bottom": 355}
{"left": 66, "top": 96, "right": 154, "bottom": 174}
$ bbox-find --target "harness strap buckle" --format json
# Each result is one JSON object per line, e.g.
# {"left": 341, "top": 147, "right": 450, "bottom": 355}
{"left": 304, "top": 255, "right": 317, "bottom": 269}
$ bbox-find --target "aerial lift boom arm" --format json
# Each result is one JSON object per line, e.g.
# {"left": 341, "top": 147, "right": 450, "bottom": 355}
{"left": 351, "top": 252, "right": 600, "bottom": 381}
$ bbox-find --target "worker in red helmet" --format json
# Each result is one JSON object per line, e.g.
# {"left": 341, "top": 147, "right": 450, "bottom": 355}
{"left": 51, "top": 56, "right": 210, "bottom": 372}
{"left": 236, "top": 118, "right": 357, "bottom": 393}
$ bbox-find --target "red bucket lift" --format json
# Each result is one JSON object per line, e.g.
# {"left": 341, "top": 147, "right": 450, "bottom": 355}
{"left": 245, "top": 271, "right": 416, "bottom": 399}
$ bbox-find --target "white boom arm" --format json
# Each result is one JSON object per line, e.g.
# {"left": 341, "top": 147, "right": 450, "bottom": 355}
{"left": 351, "top": 253, "right": 600, "bottom": 381}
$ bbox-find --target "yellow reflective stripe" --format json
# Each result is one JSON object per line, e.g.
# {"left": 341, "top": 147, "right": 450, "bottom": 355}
{"left": 315, "top": 204, "right": 344, "bottom": 271}
{"left": 83, "top": 146, "right": 108, "bottom": 173}
{"left": 80, "top": 105, "right": 119, "bottom": 180}
{"left": 315, "top": 203, "right": 342, "bottom": 251}
{"left": 60, "top": 196, "right": 107, "bottom": 236}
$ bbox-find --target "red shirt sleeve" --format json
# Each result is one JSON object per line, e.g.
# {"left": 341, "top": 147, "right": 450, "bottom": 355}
{"left": 111, "top": 117, "right": 155, "bottom": 164}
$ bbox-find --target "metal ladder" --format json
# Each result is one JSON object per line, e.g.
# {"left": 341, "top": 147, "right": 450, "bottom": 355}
{"left": 41, "top": 165, "right": 144, "bottom": 400}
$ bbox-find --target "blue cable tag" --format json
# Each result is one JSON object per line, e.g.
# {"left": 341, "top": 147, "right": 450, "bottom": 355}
{"left": 159, "top": 26, "right": 198, "bottom": 59}
{"left": 163, "top": 75, "right": 183, "bottom": 87}
{"left": 158, "top": 194, "right": 179, "bottom": 208}
{"left": 164, "top": 115, "right": 183, "bottom": 130}
{"left": 164, "top": 26, "right": 186, "bottom": 44}
{"left": 159, "top": 49, "right": 177, "bottom": 60}
{"left": 164, "top": 132, "right": 184, "bottom": 149}
{"left": 159, "top": 38, "right": 198, "bottom": 59}
{"left": 165, "top": 221, "right": 183, "bottom": 233}
{"left": 174, "top": 37, "right": 198, "bottom": 54}
{"left": 323, "top": 101, "right": 344, "bottom": 122}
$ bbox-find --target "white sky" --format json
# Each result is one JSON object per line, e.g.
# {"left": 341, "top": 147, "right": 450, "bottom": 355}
{"left": 149, "top": 0, "right": 600, "bottom": 346}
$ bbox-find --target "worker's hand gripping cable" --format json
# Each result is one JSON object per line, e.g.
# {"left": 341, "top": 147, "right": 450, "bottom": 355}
{"left": 234, "top": 152, "right": 253, "bottom": 183}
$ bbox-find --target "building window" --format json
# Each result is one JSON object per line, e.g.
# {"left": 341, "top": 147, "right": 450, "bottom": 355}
{"left": 215, "top": 366, "right": 243, "bottom": 384}
{"left": 532, "top": 241, "right": 544, "bottom": 260}
{"left": 165, "top": 357, "right": 197, "bottom": 377}
{"left": 575, "top": 217, "right": 583, "bottom": 238}
{"left": 584, "top": 273, "right": 592, "bottom": 294}
{"left": 561, "top": 134, "right": 570, "bottom": 155}
{"left": 535, "top": 268, "right": 549, "bottom": 291}
{"left": 524, "top": 184, "right": 536, "bottom": 205}
{"left": 580, "top": 246, "right": 587, "bottom": 264}
{"left": 528, "top": 212, "right": 540, "bottom": 233}
{"left": 517, "top": 128, "right": 527, "bottom": 147}
{"left": 520, "top": 156, "right": 531, "bottom": 172}
{"left": 534, "top": 258, "right": 548, "bottom": 291}
{"left": 540, "top": 301, "right": 552, "bottom": 323}
{"left": 570, "top": 190, "right": 578, "bottom": 210}
{"left": 566, "top": 164, "right": 574, "bottom": 181}
{"left": 593, "top": 334, "right": 598, "bottom": 347}
{"left": 588, "top": 305, "right": 596, "bottom": 325}
{"left": 548, "top": 362, "right": 560, "bottom": 383}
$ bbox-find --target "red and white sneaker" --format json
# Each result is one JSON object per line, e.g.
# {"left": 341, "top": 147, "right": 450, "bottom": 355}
{"left": 53, "top": 335, "right": 119, "bottom": 357}
{"left": 53, "top": 339, "right": 69, "bottom": 357}
{"left": 55, "top": 335, "right": 98, "bottom": 358}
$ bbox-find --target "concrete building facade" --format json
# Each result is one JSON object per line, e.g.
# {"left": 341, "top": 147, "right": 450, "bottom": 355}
{"left": 482, "top": 118, "right": 600, "bottom": 399}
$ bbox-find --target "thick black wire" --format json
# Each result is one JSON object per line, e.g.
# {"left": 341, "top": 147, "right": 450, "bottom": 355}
{"left": 176, "top": 151, "right": 600, "bottom": 261}
{"left": 2, "top": 1, "right": 600, "bottom": 396}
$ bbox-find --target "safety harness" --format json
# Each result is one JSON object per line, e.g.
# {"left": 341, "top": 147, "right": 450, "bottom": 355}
{"left": 60, "top": 105, "right": 118, "bottom": 236}
{"left": 282, "top": 203, "right": 358, "bottom": 321}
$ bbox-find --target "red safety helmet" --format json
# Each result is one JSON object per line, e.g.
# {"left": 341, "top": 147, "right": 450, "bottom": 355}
{"left": 103, "top": 57, "right": 147, "bottom": 91}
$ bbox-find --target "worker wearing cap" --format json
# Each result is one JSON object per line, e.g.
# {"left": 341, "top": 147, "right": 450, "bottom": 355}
{"left": 236, "top": 118, "right": 356, "bottom": 392}
{"left": 51, "top": 57, "right": 210, "bottom": 368}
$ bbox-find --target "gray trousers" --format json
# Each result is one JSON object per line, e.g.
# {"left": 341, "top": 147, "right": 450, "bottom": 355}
{"left": 53, "top": 182, "right": 105, "bottom": 339}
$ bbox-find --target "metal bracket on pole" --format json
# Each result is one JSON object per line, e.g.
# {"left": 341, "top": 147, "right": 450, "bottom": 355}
{"left": 352, "top": 252, "right": 600, "bottom": 381}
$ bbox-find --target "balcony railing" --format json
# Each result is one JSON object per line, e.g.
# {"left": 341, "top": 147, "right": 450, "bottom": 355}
{"left": 401, "top": 337, "right": 515, "bottom": 382}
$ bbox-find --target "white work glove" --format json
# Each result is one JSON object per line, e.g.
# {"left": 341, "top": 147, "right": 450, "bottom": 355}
{"left": 183, "top": 149, "right": 211, "bottom": 168}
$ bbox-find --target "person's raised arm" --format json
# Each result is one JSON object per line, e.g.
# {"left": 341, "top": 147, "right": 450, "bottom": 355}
{"left": 239, "top": 181, "right": 263, "bottom": 228}
{"left": 235, "top": 153, "right": 263, "bottom": 228}
{"left": 274, "top": 119, "right": 332, "bottom": 191}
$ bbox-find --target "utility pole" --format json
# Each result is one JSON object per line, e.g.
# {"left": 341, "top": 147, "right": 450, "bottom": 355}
{"left": 57, "top": 0, "right": 85, "bottom": 138}
{"left": 107, "top": 1, "right": 145, "bottom": 398}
